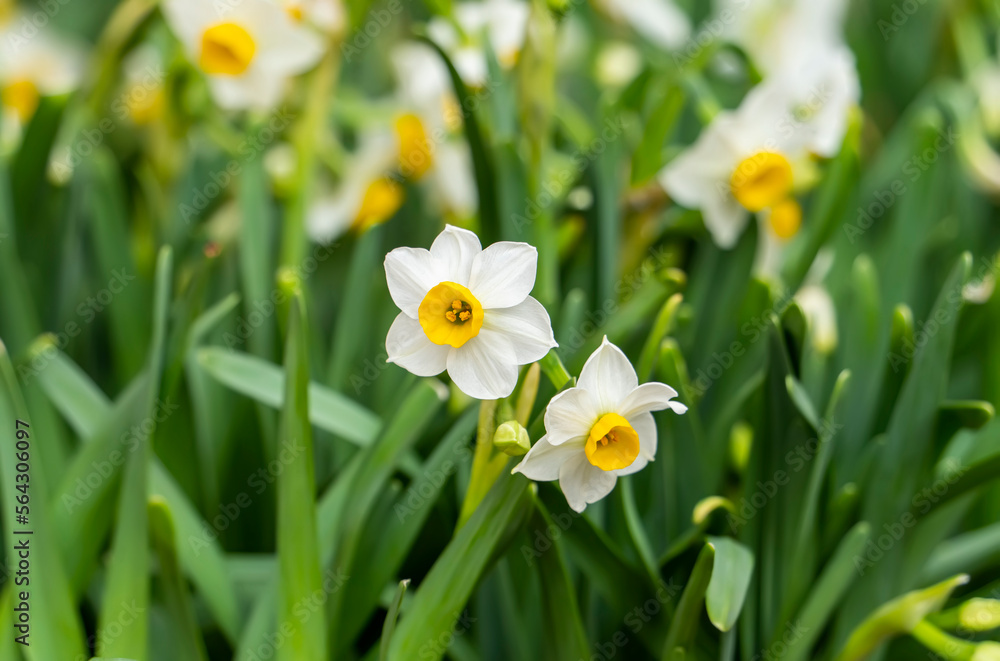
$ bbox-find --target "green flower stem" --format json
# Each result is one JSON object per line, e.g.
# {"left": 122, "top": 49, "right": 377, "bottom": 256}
{"left": 539, "top": 349, "right": 571, "bottom": 390}
{"left": 911, "top": 620, "right": 977, "bottom": 661}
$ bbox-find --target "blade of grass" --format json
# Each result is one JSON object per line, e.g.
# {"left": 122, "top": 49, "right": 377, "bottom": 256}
{"left": 379, "top": 580, "right": 410, "bottom": 661}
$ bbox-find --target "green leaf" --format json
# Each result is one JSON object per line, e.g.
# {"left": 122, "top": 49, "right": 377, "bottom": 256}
{"left": 379, "top": 580, "right": 410, "bottom": 661}
{"left": 277, "top": 296, "right": 327, "bottom": 661}
{"left": 387, "top": 473, "right": 532, "bottom": 661}
{"left": 834, "top": 574, "right": 970, "bottom": 661}
{"left": 705, "top": 536, "right": 755, "bottom": 632}
{"left": 661, "top": 543, "right": 715, "bottom": 659}
{"left": 98, "top": 246, "right": 173, "bottom": 660}
{"left": 149, "top": 498, "right": 209, "bottom": 661}
{"left": 197, "top": 347, "right": 381, "bottom": 445}
{"left": 0, "top": 343, "right": 88, "bottom": 660}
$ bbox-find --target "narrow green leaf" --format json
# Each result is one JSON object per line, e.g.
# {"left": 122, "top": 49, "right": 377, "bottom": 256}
{"left": 197, "top": 347, "right": 381, "bottom": 445}
{"left": 661, "top": 543, "right": 715, "bottom": 659}
{"left": 0, "top": 342, "right": 88, "bottom": 660}
{"left": 387, "top": 473, "right": 532, "bottom": 661}
{"left": 379, "top": 580, "right": 410, "bottom": 661}
{"left": 277, "top": 296, "right": 326, "bottom": 661}
{"left": 98, "top": 246, "right": 172, "bottom": 660}
{"left": 149, "top": 498, "right": 209, "bottom": 661}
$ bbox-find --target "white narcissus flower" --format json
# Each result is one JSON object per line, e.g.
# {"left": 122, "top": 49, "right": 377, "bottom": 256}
{"left": 715, "top": 0, "right": 859, "bottom": 158}
{"left": 658, "top": 81, "right": 811, "bottom": 249}
{"left": 0, "top": 17, "right": 85, "bottom": 130}
{"left": 513, "top": 338, "right": 687, "bottom": 512}
{"left": 383, "top": 225, "right": 556, "bottom": 399}
{"left": 162, "top": 0, "right": 323, "bottom": 110}
{"left": 427, "top": 0, "right": 529, "bottom": 87}
{"left": 306, "top": 133, "right": 404, "bottom": 243}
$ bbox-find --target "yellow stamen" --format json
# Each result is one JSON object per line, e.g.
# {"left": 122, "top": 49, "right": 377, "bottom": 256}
{"left": 585, "top": 412, "right": 640, "bottom": 471}
{"left": 2, "top": 80, "right": 39, "bottom": 123}
{"left": 730, "top": 151, "right": 793, "bottom": 212}
{"left": 354, "top": 178, "right": 404, "bottom": 231}
{"left": 286, "top": 4, "right": 304, "bottom": 21}
{"left": 418, "top": 281, "right": 483, "bottom": 348}
{"left": 395, "top": 113, "right": 432, "bottom": 179}
{"left": 768, "top": 198, "right": 802, "bottom": 240}
{"left": 200, "top": 23, "right": 257, "bottom": 76}
{"left": 499, "top": 48, "right": 521, "bottom": 69}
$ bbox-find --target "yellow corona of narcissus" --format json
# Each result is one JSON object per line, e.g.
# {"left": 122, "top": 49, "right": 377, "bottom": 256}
{"left": 513, "top": 338, "right": 686, "bottom": 512}
{"left": 658, "top": 82, "right": 810, "bottom": 250}
{"left": 383, "top": 225, "right": 556, "bottom": 400}
{"left": 162, "top": 0, "right": 323, "bottom": 110}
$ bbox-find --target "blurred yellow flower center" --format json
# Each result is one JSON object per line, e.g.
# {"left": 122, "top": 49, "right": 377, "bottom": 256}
{"left": 731, "top": 151, "right": 793, "bottom": 212}
{"left": 586, "top": 413, "right": 639, "bottom": 471}
{"left": 499, "top": 48, "right": 521, "bottom": 68}
{"left": 200, "top": 23, "right": 257, "bottom": 76}
{"left": 3, "top": 79, "right": 39, "bottom": 122}
{"left": 354, "top": 178, "right": 404, "bottom": 231}
{"left": 768, "top": 198, "right": 802, "bottom": 240}
{"left": 127, "top": 85, "right": 164, "bottom": 125}
{"left": 395, "top": 113, "right": 433, "bottom": 179}
{"left": 286, "top": 3, "right": 305, "bottom": 21}
{"left": 418, "top": 282, "right": 483, "bottom": 348}
{"left": 442, "top": 95, "right": 463, "bottom": 133}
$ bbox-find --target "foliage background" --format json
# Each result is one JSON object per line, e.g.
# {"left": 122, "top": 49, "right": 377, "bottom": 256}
{"left": 0, "top": 0, "right": 999, "bottom": 660}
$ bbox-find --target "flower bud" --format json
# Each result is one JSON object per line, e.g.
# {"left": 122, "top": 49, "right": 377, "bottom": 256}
{"left": 494, "top": 421, "right": 530, "bottom": 456}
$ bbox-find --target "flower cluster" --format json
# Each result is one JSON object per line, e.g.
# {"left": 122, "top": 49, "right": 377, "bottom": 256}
{"left": 384, "top": 226, "right": 687, "bottom": 511}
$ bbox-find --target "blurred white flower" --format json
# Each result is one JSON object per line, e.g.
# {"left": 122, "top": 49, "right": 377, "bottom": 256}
{"left": 716, "top": 0, "right": 859, "bottom": 157}
{"left": 796, "top": 284, "right": 838, "bottom": 353}
{"left": 383, "top": 225, "right": 556, "bottom": 400}
{"left": 0, "top": 18, "right": 85, "bottom": 131}
{"left": 974, "top": 60, "right": 1000, "bottom": 136}
{"left": 118, "top": 45, "right": 166, "bottom": 125}
{"left": 595, "top": 41, "right": 642, "bottom": 88}
{"left": 513, "top": 337, "right": 686, "bottom": 512}
{"left": 391, "top": 42, "right": 477, "bottom": 218}
{"left": 281, "top": 0, "right": 345, "bottom": 35}
{"left": 658, "top": 82, "right": 812, "bottom": 248}
{"left": 162, "top": 0, "right": 323, "bottom": 110}
{"left": 306, "top": 133, "right": 403, "bottom": 243}
{"left": 427, "top": 0, "right": 529, "bottom": 87}
{"left": 593, "top": 0, "right": 690, "bottom": 52}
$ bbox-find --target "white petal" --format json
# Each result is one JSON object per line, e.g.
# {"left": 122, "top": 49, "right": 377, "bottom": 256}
{"left": 577, "top": 337, "right": 639, "bottom": 414}
{"left": 469, "top": 242, "right": 538, "bottom": 309}
{"left": 618, "top": 382, "right": 684, "bottom": 419}
{"left": 512, "top": 435, "right": 582, "bottom": 481}
{"left": 239, "top": 0, "right": 324, "bottom": 74}
{"left": 558, "top": 452, "right": 617, "bottom": 513}
{"left": 658, "top": 114, "right": 742, "bottom": 210}
{"left": 305, "top": 193, "right": 356, "bottom": 244}
{"left": 605, "top": 0, "right": 691, "bottom": 50}
{"left": 430, "top": 225, "right": 482, "bottom": 286}
{"left": 384, "top": 247, "right": 444, "bottom": 318}
{"left": 701, "top": 187, "right": 751, "bottom": 250}
{"left": 429, "top": 143, "right": 478, "bottom": 218}
{"left": 385, "top": 313, "right": 449, "bottom": 376}
{"left": 482, "top": 297, "right": 557, "bottom": 364}
{"left": 544, "top": 386, "right": 599, "bottom": 446}
{"left": 446, "top": 329, "right": 519, "bottom": 399}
